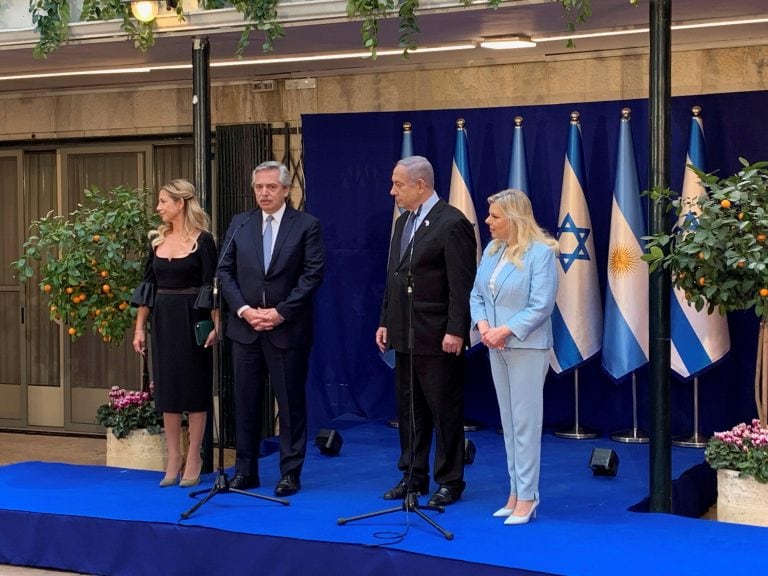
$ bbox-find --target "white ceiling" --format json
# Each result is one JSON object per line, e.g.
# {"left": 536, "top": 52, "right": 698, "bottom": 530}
{"left": 0, "top": 0, "right": 766, "bottom": 94}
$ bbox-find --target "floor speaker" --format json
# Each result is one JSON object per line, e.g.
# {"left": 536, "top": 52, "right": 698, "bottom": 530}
{"left": 589, "top": 448, "right": 619, "bottom": 477}
{"left": 314, "top": 429, "right": 343, "bottom": 456}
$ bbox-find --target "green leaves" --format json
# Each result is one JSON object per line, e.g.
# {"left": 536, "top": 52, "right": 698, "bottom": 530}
{"left": 12, "top": 184, "right": 158, "bottom": 346}
{"left": 30, "top": 0, "right": 71, "bottom": 59}
{"left": 234, "top": 0, "right": 285, "bottom": 55}
{"left": 643, "top": 160, "right": 768, "bottom": 317}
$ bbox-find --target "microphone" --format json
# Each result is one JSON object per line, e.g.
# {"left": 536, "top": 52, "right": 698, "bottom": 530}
{"left": 406, "top": 205, "right": 422, "bottom": 289}
{"left": 214, "top": 209, "right": 258, "bottom": 297}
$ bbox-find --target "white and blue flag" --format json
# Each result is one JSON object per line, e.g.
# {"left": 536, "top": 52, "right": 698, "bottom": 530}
{"left": 670, "top": 107, "right": 730, "bottom": 379}
{"left": 449, "top": 118, "right": 482, "bottom": 265}
{"left": 449, "top": 119, "right": 482, "bottom": 346}
{"left": 602, "top": 108, "right": 649, "bottom": 381}
{"left": 551, "top": 112, "right": 602, "bottom": 374}
{"left": 507, "top": 116, "right": 530, "bottom": 195}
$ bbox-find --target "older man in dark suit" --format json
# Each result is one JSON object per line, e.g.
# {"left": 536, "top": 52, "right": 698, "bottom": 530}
{"left": 376, "top": 155, "right": 477, "bottom": 507}
{"left": 218, "top": 160, "right": 324, "bottom": 496}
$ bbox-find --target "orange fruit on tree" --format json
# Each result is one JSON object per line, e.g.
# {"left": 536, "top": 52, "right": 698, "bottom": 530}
{"left": 737, "top": 260, "right": 746, "bottom": 268}
{"left": 738, "top": 212, "right": 745, "bottom": 221}
{"left": 92, "top": 235, "right": 100, "bottom": 242}
{"left": 102, "top": 284, "right": 111, "bottom": 293}
{"left": 698, "top": 277, "right": 706, "bottom": 286}
{"left": 720, "top": 199, "right": 731, "bottom": 209}
{"left": 761, "top": 288, "right": 768, "bottom": 298}
{"left": 43, "top": 284, "right": 52, "bottom": 293}
{"left": 118, "top": 302, "right": 128, "bottom": 311}
{"left": 758, "top": 233, "right": 767, "bottom": 243}
{"left": 71, "top": 295, "right": 79, "bottom": 303}
{"left": 65, "top": 287, "right": 74, "bottom": 295}
{"left": 100, "top": 270, "right": 108, "bottom": 278}
{"left": 67, "top": 327, "right": 76, "bottom": 336}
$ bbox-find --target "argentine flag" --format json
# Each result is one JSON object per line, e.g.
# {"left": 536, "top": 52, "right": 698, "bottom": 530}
{"left": 390, "top": 121, "right": 413, "bottom": 240}
{"left": 382, "top": 121, "right": 415, "bottom": 369}
{"left": 449, "top": 118, "right": 482, "bottom": 264}
{"left": 670, "top": 107, "right": 730, "bottom": 379}
{"left": 602, "top": 108, "right": 649, "bottom": 381}
{"left": 551, "top": 112, "right": 602, "bottom": 374}
{"left": 507, "top": 116, "right": 530, "bottom": 195}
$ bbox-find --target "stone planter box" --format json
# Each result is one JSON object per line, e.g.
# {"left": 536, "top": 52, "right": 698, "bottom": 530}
{"left": 717, "top": 469, "right": 768, "bottom": 527}
{"left": 105, "top": 428, "right": 166, "bottom": 471}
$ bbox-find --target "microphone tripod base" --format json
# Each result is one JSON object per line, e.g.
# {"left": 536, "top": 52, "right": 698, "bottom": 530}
{"left": 179, "top": 468, "right": 290, "bottom": 521}
{"left": 337, "top": 492, "right": 453, "bottom": 540}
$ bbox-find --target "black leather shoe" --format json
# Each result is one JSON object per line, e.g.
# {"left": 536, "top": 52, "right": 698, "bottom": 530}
{"left": 275, "top": 473, "right": 300, "bottom": 496}
{"left": 383, "top": 479, "right": 429, "bottom": 500}
{"left": 427, "top": 485, "right": 463, "bottom": 507}
{"left": 230, "top": 474, "right": 260, "bottom": 490}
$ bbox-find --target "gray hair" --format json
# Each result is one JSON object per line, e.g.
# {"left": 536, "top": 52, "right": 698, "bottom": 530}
{"left": 252, "top": 161, "right": 291, "bottom": 188}
{"left": 397, "top": 155, "right": 435, "bottom": 189}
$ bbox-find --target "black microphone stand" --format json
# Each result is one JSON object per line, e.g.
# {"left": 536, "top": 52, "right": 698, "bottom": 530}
{"left": 180, "top": 275, "right": 289, "bottom": 520}
{"left": 338, "top": 228, "right": 453, "bottom": 540}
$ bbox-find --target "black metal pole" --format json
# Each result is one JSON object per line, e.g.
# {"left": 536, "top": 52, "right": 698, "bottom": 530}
{"left": 192, "top": 36, "right": 214, "bottom": 474}
{"left": 648, "top": 0, "right": 672, "bottom": 512}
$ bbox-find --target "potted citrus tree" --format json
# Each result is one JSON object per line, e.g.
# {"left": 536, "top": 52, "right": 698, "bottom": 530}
{"left": 645, "top": 158, "right": 768, "bottom": 525}
{"left": 13, "top": 184, "right": 164, "bottom": 469}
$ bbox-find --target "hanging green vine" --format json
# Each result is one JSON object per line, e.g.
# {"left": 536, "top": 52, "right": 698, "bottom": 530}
{"left": 232, "top": 0, "right": 285, "bottom": 55}
{"left": 29, "top": 0, "right": 640, "bottom": 60}
{"left": 30, "top": 0, "right": 71, "bottom": 59}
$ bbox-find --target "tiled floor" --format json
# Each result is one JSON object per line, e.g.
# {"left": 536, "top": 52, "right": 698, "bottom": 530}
{"left": 0, "top": 431, "right": 235, "bottom": 576}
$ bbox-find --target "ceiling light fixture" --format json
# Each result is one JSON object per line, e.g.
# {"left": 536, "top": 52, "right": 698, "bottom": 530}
{"left": 479, "top": 35, "right": 537, "bottom": 50}
{"left": 121, "top": 0, "right": 178, "bottom": 23}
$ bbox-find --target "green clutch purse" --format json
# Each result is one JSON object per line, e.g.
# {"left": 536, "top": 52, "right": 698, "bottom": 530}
{"left": 194, "top": 320, "right": 214, "bottom": 346}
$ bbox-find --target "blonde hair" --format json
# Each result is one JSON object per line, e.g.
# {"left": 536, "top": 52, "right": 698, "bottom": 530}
{"left": 149, "top": 179, "right": 210, "bottom": 250}
{"left": 487, "top": 189, "right": 558, "bottom": 267}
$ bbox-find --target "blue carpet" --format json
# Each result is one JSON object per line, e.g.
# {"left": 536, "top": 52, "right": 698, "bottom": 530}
{"left": 0, "top": 423, "right": 765, "bottom": 575}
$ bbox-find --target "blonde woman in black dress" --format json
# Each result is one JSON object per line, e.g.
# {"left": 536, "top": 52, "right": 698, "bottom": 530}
{"left": 132, "top": 179, "right": 218, "bottom": 487}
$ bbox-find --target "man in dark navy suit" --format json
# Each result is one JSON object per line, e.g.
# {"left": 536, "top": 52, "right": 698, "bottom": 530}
{"left": 376, "top": 155, "right": 476, "bottom": 507}
{"left": 218, "top": 161, "right": 324, "bottom": 496}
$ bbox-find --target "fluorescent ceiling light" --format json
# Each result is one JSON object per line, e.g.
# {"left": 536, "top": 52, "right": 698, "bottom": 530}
{"left": 480, "top": 35, "right": 536, "bottom": 50}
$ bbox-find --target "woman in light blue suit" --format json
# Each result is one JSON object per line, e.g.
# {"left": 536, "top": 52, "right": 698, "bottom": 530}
{"left": 470, "top": 189, "right": 558, "bottom": 525}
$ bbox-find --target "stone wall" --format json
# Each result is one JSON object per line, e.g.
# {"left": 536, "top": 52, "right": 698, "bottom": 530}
{"left": 1, "top": 45, "right": 766, "bottom": 141}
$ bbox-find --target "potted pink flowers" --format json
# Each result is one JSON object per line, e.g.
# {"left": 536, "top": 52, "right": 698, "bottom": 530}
{"left": 96, "top": 386, "right": 165, "bottom": 471}
{"left": 705, "top": 419, "right": 768, "bottom": 526}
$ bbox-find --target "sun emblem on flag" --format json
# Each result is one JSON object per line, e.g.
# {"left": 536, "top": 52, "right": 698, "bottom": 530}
{"left": 608, "top": 243, "right": 638, "bottom": 279}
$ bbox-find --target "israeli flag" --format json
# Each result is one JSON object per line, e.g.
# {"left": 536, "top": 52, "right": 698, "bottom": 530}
{"left": 507, "top": 116, "right": 530, "bottom": 195}
{"left": 551, "top": 112, "right": 602, "bottom": 374}
{"left": 449, "top": 119, "right": 482, "bottom": 265}
{"left": 449, "top": 119, "right": 481, "bottom": 346}
{"left": 670, "top": 107, "right": 730, "bottom": 379}
{"left": 602, "top": 109, "right": 649, "bottom": 381}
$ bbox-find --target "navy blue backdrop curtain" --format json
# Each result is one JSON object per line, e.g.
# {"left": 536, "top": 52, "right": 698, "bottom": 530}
{"left": 302, "top": 90, "right": 768, "bottom": 436}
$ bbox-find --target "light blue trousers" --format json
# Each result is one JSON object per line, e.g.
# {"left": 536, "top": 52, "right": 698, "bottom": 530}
{"left": 489, "top": 347, "right": 549, "bottom": 501}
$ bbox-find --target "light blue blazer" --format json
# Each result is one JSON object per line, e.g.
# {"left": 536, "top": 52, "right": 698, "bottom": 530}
{"left": 470, "top": 240, "right": 558, "bottom": 350}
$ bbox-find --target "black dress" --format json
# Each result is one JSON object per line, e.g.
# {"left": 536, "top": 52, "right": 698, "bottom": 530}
{"left": 131, "top": 231, "right": 217, "bottom": 413}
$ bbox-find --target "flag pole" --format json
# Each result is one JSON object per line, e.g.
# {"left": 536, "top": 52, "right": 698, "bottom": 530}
{"left": 611, "top": 371, "right": 649, "bottom": 443}
{"left": 672, "top": 376, "right": 707, "bottom": 448}
{"left": 554, "top": 368, "right": 599, "bottom": 439}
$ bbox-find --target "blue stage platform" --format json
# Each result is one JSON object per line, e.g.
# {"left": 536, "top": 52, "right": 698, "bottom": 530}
{"left": 0, "top": 422, "right": 765, "bottom": 576}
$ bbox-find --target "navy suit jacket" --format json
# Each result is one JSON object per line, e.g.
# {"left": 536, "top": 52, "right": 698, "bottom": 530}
{"left": 218, "top": 206, "right": 325, "bottom": 349}
{"left": 380, "top": 199, "right": 476, "bottom": 355}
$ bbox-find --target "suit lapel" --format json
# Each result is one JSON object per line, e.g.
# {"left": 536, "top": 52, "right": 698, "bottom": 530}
{"left": 397, "top": 199, "right": 446, "bottom": 268}
{"left": 490, "top": 248, "right": 514, "bottom": 304}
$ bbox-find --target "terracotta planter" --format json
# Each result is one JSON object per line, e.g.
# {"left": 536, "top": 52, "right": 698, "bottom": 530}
{"left": 716, "top": 468, "right": 768, "bottom": 527}
{"left": 105, "top": 428, "right": 166, "bottom": 471}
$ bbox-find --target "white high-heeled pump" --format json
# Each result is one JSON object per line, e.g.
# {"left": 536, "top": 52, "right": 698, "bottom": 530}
{"left": 493, "top": 507, "right": 514, "bottom": 517}
{"left": 504, "top": 499, "right": 539, "bottom": 525}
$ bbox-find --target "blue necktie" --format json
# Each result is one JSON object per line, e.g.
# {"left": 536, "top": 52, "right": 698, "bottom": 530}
{"left": 263, "top": 215, "right": 274, "bottom": 269}
{"left": 399, "top": 206, "right": 421, "bottom": 260}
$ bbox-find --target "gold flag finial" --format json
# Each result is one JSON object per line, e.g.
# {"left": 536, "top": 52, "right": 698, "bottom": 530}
{"left": 456, "top": 118, "right": 466, "bottom": 129}
{"left": 403, "top": 121, "right": 412, "bottom": 132}
{"left": 514, "top": 116, "right": 523, "bottom": 127}
{"left": 570, "top": 111, "right": 580, "bottom": 123}
{"left": 692, "top": 106, "right": 702, "bottom": 117}
{"left": 621, "top": 107, "right": 632, "bottom": 120}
